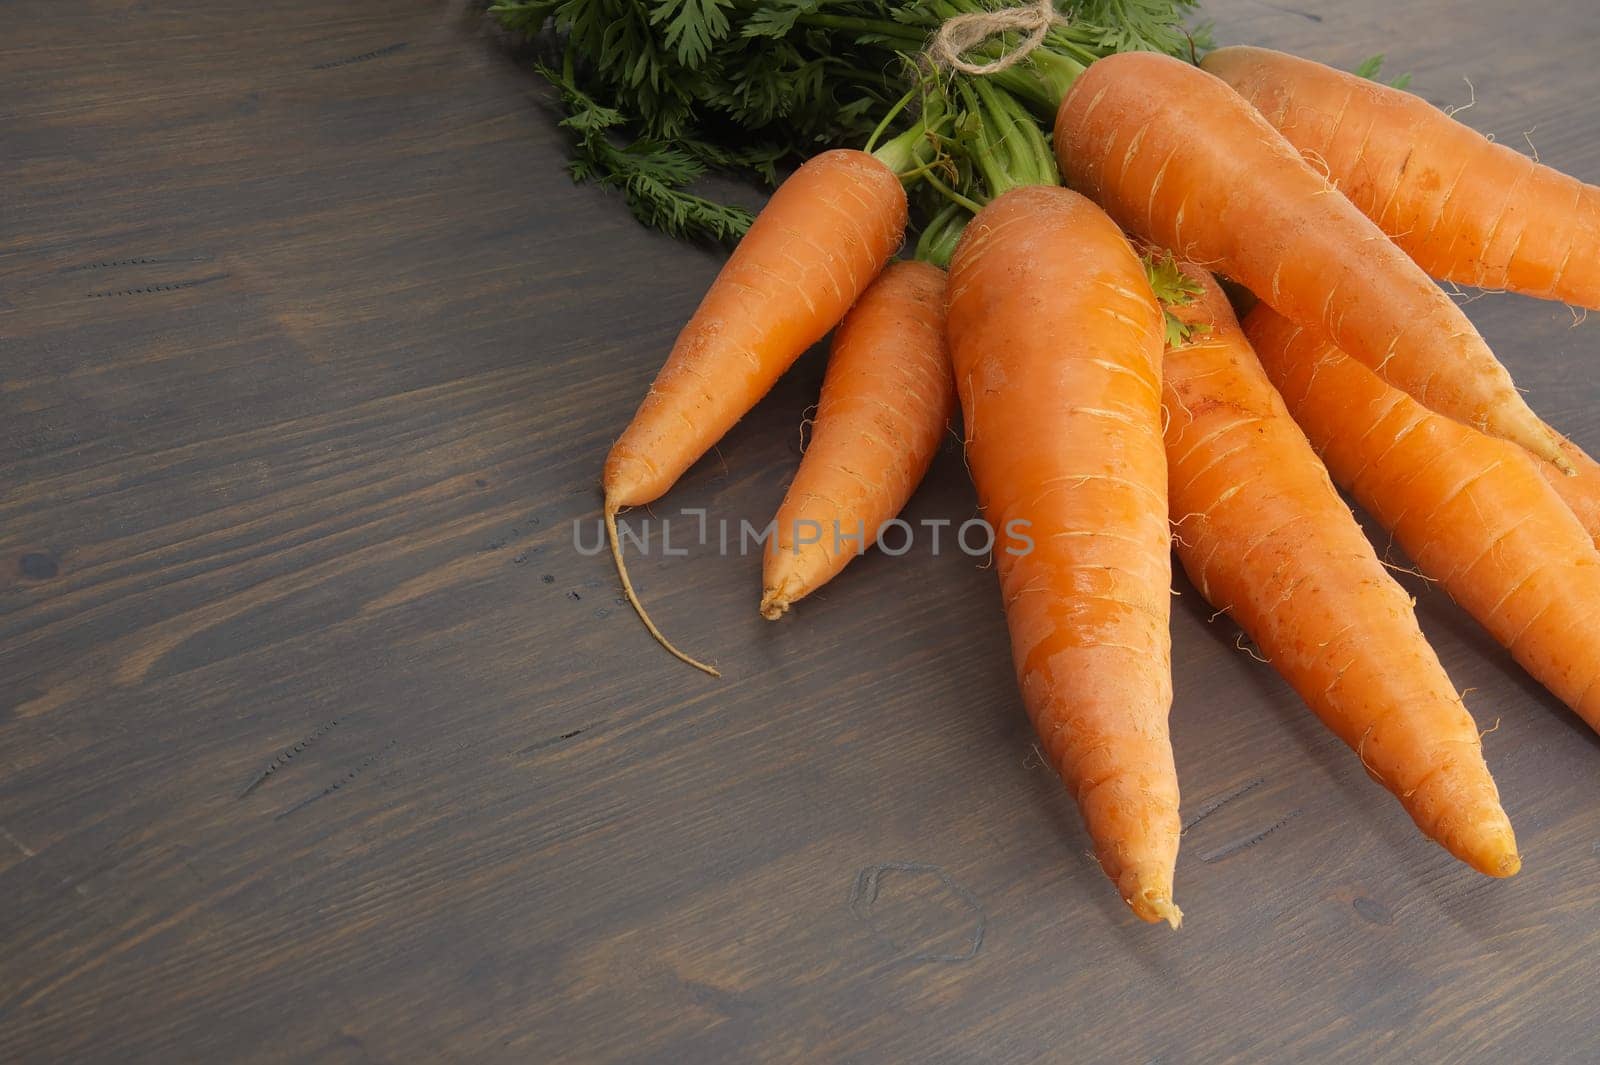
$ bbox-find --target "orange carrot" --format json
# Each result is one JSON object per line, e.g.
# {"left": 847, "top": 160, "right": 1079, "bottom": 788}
{"left": 1535, "top": 426, "right": 1600, "bottom": 549}
{"left": 603, "top": 149, "right": 908, "bottom": 672}
{"left": 761, "top": 260, "right": 953, "bottom": 619}
{"left": 1247, "top": 304, "right": 1600, "bottom": 732}
{"left": 1164, "top": 268, "right": 1519, "bottom": 876}
{"left": 1202, "top": 46, "right": 1600, "bottom": 308}
{"left": 1052, "top": 51, "right": 1565, "bottom": 469}
{"left": 947, "top": 186, "right": 1180, "bottom": 926}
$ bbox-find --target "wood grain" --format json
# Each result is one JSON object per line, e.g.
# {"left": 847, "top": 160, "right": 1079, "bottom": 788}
{"left": 3, "top": 1, "right": 1599, "bottom": 1060}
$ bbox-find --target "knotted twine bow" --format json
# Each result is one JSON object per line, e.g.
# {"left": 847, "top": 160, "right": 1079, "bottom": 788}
{"left": 926, "top": 0, "right": 1065, "bottom": 76}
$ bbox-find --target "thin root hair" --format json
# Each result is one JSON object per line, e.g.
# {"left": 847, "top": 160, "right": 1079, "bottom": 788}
{"left": 1356, "top": 725, "right": 1388, "bottom": 788}
{"left": 798, "top": 403, "right": 819, "bottom": 454}
{"left": 1299, "top": 147, "right": 1332, "bottom": 182}
{"left": 1444, "top": 75, "right": 1476, "bottom": 118}
{"left": 1167, "top": 387, "right": 1196, "bottom": 431}
{"left": 606, "top": 504, "right": 720, "bottom": 677}
{"left": 1379, "top": 557, "right": 1438, "bottom": 582}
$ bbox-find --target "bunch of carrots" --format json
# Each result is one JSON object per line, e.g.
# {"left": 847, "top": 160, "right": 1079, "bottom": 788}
{"left": 508, "top": 0, "right": 1600, "bottom": 926}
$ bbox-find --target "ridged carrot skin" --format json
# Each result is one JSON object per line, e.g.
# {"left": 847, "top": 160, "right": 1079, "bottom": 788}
{"left": 604, "top": 149, "right": 908, "bottom": 510}
{"left": 761, "top": 261, "right": 953, "bottom": 619}
{"left": 1247, "top": 304, "right": 1600, "bottom": 732}
{"left": 1203, "top": 46, "right": 1600, "bottom": 308}
{"left": 1537, "top": 428, "right": 1600, "bottom": 549}
{"left": 1163, "top": 271, "right": 1519, "bottom": 877}
{"left": 947, "top": 186, "right": 1180, "bottom": 926}
{"left": 601, "top": 149, "right": 906, "bottom": 674}
{"left": 1053, "top": 51, "right": 1563, "bottom": 469}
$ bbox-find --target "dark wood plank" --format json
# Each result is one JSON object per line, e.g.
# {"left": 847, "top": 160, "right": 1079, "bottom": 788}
{"left": 2, "top": 1, "right": 1599, "bottom": 1061}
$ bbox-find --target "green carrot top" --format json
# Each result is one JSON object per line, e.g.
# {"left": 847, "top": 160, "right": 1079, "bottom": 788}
{"left": 494, "top": 0, "right": 1208, "bottom": 244}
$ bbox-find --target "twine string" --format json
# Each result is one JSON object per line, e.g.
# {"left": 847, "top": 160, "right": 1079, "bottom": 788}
{"left": 927, "top": 0, "right": 1064, "bottom": 76}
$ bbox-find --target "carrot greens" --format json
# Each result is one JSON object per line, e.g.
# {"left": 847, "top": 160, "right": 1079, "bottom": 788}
{"left": 489, "top": 0, "right": 1206, "bottom": 241}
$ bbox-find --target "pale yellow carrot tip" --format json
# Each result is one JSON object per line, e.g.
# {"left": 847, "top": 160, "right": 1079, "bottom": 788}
{"left": 1124, "top": 870, "right": 1183, "bottom": 929}
{"left": 1523, "top": 422, "right": 1574, "bottom": 473}
{"left": 1483, "top": 829, "right": 1522, "bottom": 878}
{"left": 1143, "top": 895, "right": 1184, "bottom": 930}
{"left": 605, "top": 502, "right": 721, "bottom": 677}
{"left": 758, "top": 578, "right": 800, "bottom": 621}
{"left": 1457, "top": 822, "right": 1521, "bottom": 878}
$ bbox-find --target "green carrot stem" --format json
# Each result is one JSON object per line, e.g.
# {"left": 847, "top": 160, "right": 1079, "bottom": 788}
{"left": 921, "top": 164, "right": 985, "bottom": 215}
{"left": 866, "top": 85, "right": 923, "bottom": 156}
{"left": 914, "top": 201, "right": 964, "bottom": 265}
{"left": 795, "top": 11, "right": 926, "bottom": 45}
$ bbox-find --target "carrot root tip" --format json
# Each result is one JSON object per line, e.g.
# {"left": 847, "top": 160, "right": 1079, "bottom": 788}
{"left": 758, "top": 592, "right": 791, "bottom": 621}
{"left": 1450, "top": 819, "right": 1520, "bottom": 878}
{"left": 759, "top": 573, "right": 806, "bottom": 621}
{"left": 605, "top": 500, "right": 721, "bottom": 677}
{"left": 1529, "top": 426, "right": 1576, "bottom": 474}
{"left": 1122, "top": 869, "right": 1182, "bottom": 928}
{"left": 1128, "top": 891, "right": 1182, "bottom": 930}
{"left": 1148, "top": 895, "right": 1182, "bottom": 930}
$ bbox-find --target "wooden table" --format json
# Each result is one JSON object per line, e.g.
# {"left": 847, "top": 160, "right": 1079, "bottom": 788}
{"left": 4, "top": 1, "right": 1598, "bottom": 1060}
